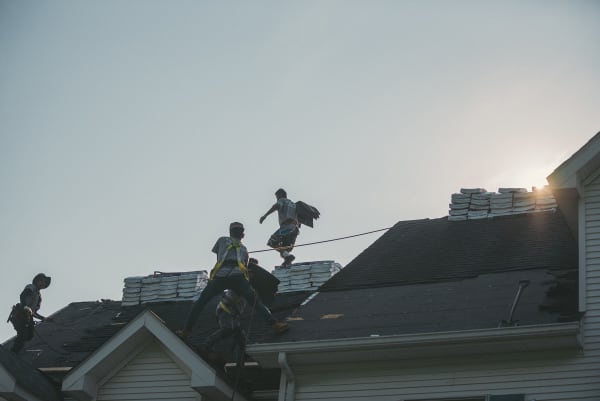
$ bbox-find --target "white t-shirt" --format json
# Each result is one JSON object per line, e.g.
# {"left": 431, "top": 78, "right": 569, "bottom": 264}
{"left": 277, "top": 198, "right": 297, "bottom": 225}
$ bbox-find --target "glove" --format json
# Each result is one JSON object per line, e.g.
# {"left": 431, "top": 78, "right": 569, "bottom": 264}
{"left": 23, "top": 306, "right": 33, "bottom": 317}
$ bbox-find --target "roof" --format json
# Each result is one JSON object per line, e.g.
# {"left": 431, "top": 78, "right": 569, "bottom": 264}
{"left": 2, "top": 290, "right": 308, "bottom": 370}
{"left": 0, "top": 344, "right": 63, "bottom": 401}
{"left": 250, "top": 210, "right": 579, "bottom": 345}
{"left": 321, "top": 210, "right": 577, "bottom": 291}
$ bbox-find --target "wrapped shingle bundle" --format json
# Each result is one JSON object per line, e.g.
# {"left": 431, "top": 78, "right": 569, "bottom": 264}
{"left": 122, "top": 276, "right": 143, "bottom": 306}
{"left": 490, "top": 192, "right": 514, "bottom": 216}
{"left": 533, "top": 186, "right": 558, "bottom": 211}
{"left": 274, "top": 261, "right": 342, "bottom": 293}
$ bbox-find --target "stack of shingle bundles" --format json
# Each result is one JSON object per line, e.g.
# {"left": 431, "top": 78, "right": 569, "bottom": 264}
{"left": 140, "top": 276, "right": 161, "bottom": 303}
{"left": 490, "top": 192, "right": 514, "bottom": 216}
{"left": 273, "top": 261, "right": 343, "bottom": 293}
{"left": 533, "top": 186, "right": 558, "bottom": 211}
{"left": 289, "top": 263, "right": 313, "bottom": 292}
{"left": 468, "top": 191, "right": 492, "bottom": 220}
{"left": 177, "top": 271, "right": 208, "bottom": 301}
{"left": 272, "top": 267, "right": 291, "bottom": 293}
{"left": 156, "top": 275, "right": 179, "bottom": 302}
{"left": 512, "top": 191, "right": 536, "bottom": 213}
{"left": 122, "top": 277, "right": 143, "bottom": 306}
{"left": 310, "top": 261, "right": 342, "bottom": 288}
{"left": 448, "top": 192, "right": 471, "bottom": 221}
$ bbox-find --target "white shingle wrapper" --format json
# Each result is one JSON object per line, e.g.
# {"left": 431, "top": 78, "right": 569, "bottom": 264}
{"left": 449, "top": 209, "right": 468, "bottom": 216}
{"left": 449, "top": 203, "right": 469, "bottom": 210}
{"left": 498, "top": 187, "right": 527, "bottom": 193}
{"left": 451, "top": 193, "right": 471, "bottom": 203}
{"left": 460, "top": 188, "right": 487, "bottom": 194}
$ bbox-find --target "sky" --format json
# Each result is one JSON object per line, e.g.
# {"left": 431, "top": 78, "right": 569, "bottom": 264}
{"left": 1, "top": 0, "right": 599, "bottom": 343}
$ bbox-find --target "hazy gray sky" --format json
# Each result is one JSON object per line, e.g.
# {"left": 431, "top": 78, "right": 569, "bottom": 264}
{"left": 1, "top": 0, "right": 599, "bottom": 342}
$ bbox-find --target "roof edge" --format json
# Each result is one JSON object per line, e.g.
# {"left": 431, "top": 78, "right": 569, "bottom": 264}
{"left": 247, "top": 322, "right": 581, "bottom": 367}
{"left": 548, "top": 131, "right": 600, "bottom": 189}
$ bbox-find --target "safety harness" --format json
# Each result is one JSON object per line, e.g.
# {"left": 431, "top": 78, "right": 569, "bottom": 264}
{"left": 210, "top": 240, "right": 249, "bottom": 280}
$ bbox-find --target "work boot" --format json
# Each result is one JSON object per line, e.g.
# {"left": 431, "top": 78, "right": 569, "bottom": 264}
{"left": 283, "top": 254, "right": 295, "bottom": 266}
{"left": 272, "top": 321, "right": 289, "bottom": 334}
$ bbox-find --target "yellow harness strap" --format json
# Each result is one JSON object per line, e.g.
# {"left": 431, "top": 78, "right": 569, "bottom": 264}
{"left": 210, "top": 241, "right": 249, "bottom": 280}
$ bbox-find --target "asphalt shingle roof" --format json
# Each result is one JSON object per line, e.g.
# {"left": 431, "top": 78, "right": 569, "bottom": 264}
{"left": 252, "top": 210, "right": 579, "bottom": 344}
{"left": 321, "top": 210, "right": 577, "bottom": 291}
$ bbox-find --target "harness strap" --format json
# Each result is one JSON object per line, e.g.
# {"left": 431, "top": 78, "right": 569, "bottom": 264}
{"left": 210, "top": 241, "right": 249, "bottom": 280}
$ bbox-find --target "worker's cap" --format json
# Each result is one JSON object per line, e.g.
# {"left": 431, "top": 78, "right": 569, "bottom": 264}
{"left": 229, "top": 222, "right": 244, "bottom": 230}
{"left": 33, "top": 273, "right": 51, "bottom": 287}
{"left": 275, "top": 188, "right": 286, "bottom": 197}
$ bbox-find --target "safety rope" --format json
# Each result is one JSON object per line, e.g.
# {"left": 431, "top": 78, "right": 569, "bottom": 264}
{"left": 230, "top": 293, "right": 258, "bottom": 401}
{"left": 249, "top": 226, "right": 392, "bottom": 253}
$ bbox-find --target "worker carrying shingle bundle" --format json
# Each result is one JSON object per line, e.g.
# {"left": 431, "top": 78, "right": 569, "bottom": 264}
{"left": 177, "top": 222, "right": 288, "bottom": 339}
{"left": 260, "top": 188, "right": 320, "bottom": 267}
{"left": 7, "top": 273, "right": 53, "bottom": 354}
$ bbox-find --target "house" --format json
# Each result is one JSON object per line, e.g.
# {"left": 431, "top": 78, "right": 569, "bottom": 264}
{"left": 2, "top": 132, "right": 600, "bottom": 401}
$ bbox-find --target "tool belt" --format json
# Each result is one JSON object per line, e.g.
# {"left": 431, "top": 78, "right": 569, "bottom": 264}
{"left": 7, "top": 304, "right": 31, "bottom": 329}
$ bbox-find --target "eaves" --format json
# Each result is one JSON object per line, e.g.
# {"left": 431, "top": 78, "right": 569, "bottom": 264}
{"left": 247, "top": 322, "right": 581, "bottom": 368}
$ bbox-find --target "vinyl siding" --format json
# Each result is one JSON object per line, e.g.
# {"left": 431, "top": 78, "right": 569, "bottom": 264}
{"left": 97, "top": 341, "right": 200, "bottom": 401}
{"left": 286, "top": 175, "right": 600, "bottom": 401}
{"left": 291, "top": 349, "right": 599, "bottom": 401}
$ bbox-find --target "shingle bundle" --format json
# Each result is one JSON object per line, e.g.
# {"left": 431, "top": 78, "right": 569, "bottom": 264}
{"left": 273, "top": 260, "right": 342, "bottom": 293}
{"left": 448, "top": 186, "right": 557, "bottom": 221}
{"left": 121, "top": 271, "right": 208, "bottom": 306}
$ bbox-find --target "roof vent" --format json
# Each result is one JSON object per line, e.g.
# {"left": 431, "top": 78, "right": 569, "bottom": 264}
{"left": 121, "top": 271, "right": 208, "bottom": 306}
{"left": 448, "top": 186, "right": 557, "bottom": 221}
{"left": 273, "top": 260, "right": 342, "bottom": 293}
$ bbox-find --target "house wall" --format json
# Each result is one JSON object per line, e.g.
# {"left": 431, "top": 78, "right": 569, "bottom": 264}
{"left": 290, "top": 348, "right": 598, "bottom": 401}
{"left": 96, "top": 340, "right": 201, "bottom": 401}
{"left": 581, "top": 172, "right": 600, "bottom": 374}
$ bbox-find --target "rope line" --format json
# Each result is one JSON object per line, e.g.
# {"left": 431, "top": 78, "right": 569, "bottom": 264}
{"left": 249, "top": 226, "right": 392, "bottom": 254}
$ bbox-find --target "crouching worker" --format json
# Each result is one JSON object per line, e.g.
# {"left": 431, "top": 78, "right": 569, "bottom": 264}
{"left": 199, "top": 289, "right": 247, "bottom": 360}
{"left": 7, "top": 273, "right": 52, "bottom": 354}
{"left": 177, "top": 222, "right": 288, "bottom": 339}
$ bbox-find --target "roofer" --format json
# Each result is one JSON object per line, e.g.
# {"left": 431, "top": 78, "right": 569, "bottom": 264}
{"left": 198, "top": 289, "right": 247, "bottom": 359}
{"left": 7, "top": 273, "right": 52, "bottom": 354}
{"left": 178, "top": 222, "right": 288, "bottom": 339}
{"left": 260, "top": 188, "right": 300, "bottom": 266}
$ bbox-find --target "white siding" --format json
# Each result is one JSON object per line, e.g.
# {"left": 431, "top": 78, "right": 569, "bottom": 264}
{"left": 291, "top": 349, "right": 600, "bottom": 401}
{"left": 97, "top": 341, "right": 201, "bottom": 401}
{"left": 285, "top": 176, "right": 600, "bottom": 401}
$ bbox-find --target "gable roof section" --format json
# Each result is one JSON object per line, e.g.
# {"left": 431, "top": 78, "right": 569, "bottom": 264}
{"left": 548, "top": 131, "right": 600, "bottom": 189}
{"left": 0, "top": 345, "right": 62, "bottom": 401}
{"left": 62, "top": 309, "right": 249, "bottom": 401}
{"left": 320, "top": 211, "right": 577, "bottom": 292}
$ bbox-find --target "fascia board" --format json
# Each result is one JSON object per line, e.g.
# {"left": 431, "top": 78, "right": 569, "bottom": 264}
{"left": 247, "top": 322, "right": 581, "bottom": 368}
{"left": 548, "top": 133, "right": 600, "bottom": 189}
